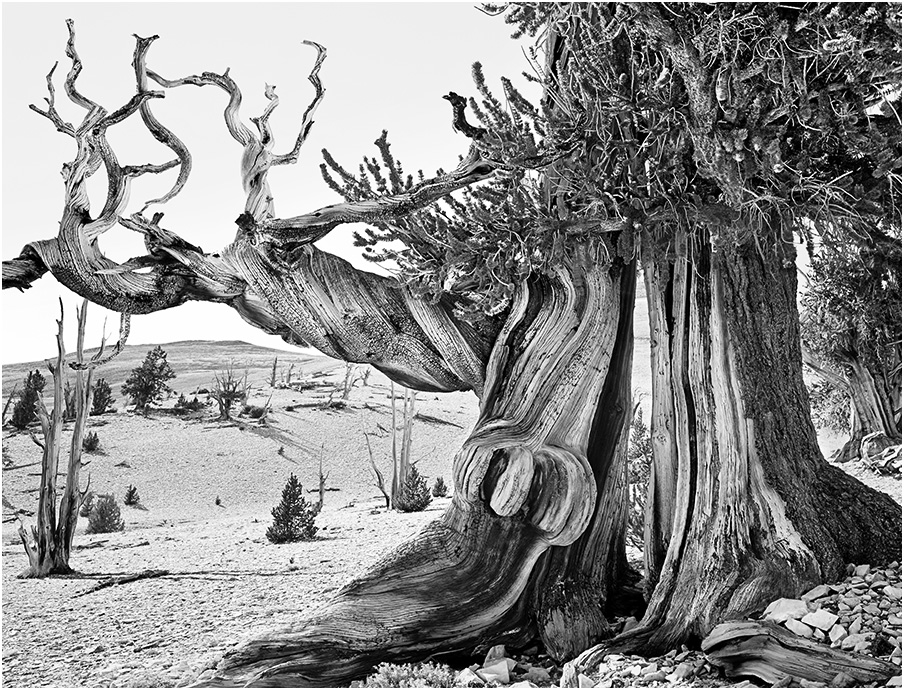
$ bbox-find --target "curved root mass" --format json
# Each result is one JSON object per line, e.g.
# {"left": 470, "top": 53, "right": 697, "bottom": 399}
{"left": 208, "top": 502, "right": 545, "bottom": 687}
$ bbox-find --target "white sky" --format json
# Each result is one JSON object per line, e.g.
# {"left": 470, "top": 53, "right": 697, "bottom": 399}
{"left": 1, "top": 2, "right": 537, "bottom": 364}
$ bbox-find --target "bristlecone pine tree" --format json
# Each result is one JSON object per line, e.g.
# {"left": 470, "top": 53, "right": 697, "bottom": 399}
{"left": 266, "top": 474, "right": 318, "bottom": 544}
{"left": 86, "top": 494, "right": 125, "bottom": 534}
{"left": 431, "top": 476, "right": 448, "bottom": 498}
{"left": 123, "top": 485, "right": 140, "bottom": 506}
{"left": 90, "top": 378, "right": 114, "bottom": 416}
{"left": 394, "top": 465, "right": 432, "bottom": 513}
{"left": 121, "top": 346, "right": 175, "bottom": 413}
{"left": 2, "top": 7, "right": 900, "bottom": 685}
{"left": 10, "top": 370, "right": 46, "bottom": 431}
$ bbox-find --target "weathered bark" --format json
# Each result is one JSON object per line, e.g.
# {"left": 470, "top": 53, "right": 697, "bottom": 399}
{"left": 204, "top": 245, "right": 633, "bottom": 686}
{"left": 573, "top": 223, "right": 902, "bottom": 667}
{"left": 702, "top": 621, "right": 899, "bottom": 686}
{"left": 17, "top": 300, "right": 114, "bottom": 578}
{"left": 803, "top": 349, "right": 901, "bottom": 464}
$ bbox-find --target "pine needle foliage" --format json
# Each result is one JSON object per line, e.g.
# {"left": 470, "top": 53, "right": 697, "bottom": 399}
{"left": 431, "top": 476, "right": 449, "bottom": 498}
{"left": 90, "top": 378, "right": 114, "bottom": 415}
{"left": 394, "top": 465, "right": 432, "bottom": 513}
{"left": 266, "top": 473, "right": 318, "bottom": 543}
{"left": 124, "top": 484, "right": 140, "bottom": 506}
{"left": 11, "top": 370, "right": 46, "bottom": 430}
{"left": 321, "top": 3, "right": 900, "bottom": 318}
{"left": 122, "top": 346, "right": 176, "bottom": 413}
{"left": 86, "top": 494, "right": 125, "bottom": 534}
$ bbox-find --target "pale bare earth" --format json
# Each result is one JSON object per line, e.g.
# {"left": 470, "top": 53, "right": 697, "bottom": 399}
{"left": 2, "top": 357, "right": 477, "bottom": 688}
{"left": 1, "top": 338, "right": 900, "bottom": 688}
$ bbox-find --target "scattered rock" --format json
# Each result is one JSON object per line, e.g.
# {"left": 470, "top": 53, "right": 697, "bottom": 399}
{"left": 455, "top": 668, "right": 485, "bottom": 687}
{"left": 802, "top": 608, "right": 839, "bottom": 631}
{"left": 764, "top": 598, "right": 808, "bottom": 624}
{"left": 785, "top": 618, "right": 814, "bottom": 638}
{"left": 802, "top": 584, "right": 831, "bottom": 602}
{"left": 477, "top": 659, "right": 510, "bottom": 684}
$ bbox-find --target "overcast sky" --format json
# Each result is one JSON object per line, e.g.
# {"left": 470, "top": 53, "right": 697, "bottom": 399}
{"left": 2, "top": 3, "right": 537, "bottom": 364}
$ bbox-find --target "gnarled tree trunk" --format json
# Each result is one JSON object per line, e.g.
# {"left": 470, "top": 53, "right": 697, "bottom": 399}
{"left": 207, "top": 244, "right": 636, "bottom": 686}
{"left": 580, "top": 223, "right": 902, "bottom": 661}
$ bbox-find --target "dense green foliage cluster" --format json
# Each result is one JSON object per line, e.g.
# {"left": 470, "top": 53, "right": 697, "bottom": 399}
{"left": 11, "top": 370, "right": 46, "bottom": 430}
{"left": 90, "top": 378, "right": 114, "bottom": 416}
{"left": 82, "top": 430, "right": 100, "bottom": 452}
{"left": 266, "top": 474, "right": 318, "bottom": 543}
{"left": 801, "top": 237, "right": 902, "bottom": 383}
{"left": 323, "top": 3, "right": 900, "bottom": 322}
{"left": 86, "top": 494, "right": 125, "bottom": 534}
{"left": 394, "top": 466, "right": 432, "bottom": 513}
{"left": 122, "top": 346, "right": 176, "bottom": 413}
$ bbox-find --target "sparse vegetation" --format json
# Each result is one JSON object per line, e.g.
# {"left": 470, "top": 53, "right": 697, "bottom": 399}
{"left": 431, "top": 476, "right": 448, "bottom": 498}
{"left": 86, "top": 494, "right": 125, "bottom": 534}
{"left": 124, "top": 485, "right": 140, "bottom": 506}
{"left": 211, "top": 367, "right": 249, "bottom": 420}
{"left": 82, "top": 431, "right": 100, "bottom": 453}
{"left": 175, "top": 393, "right": 205, "bottom": 413}
{"left": 363, "top": 661, "right": 456, "bottom": 688}
{"left": 121, "top": 346, "right": 176, "bottom": 413}
{"left": 394, "top": 465, "right": 432, "bottom": 513}
{"left": 266, "top": 473, "right": 318, "bottom": 543}
{"left": 91, "top": 378, "right": 114, "bottom": 415}
{"left": 10, "top": 370, "right": 45, "bottom": 431}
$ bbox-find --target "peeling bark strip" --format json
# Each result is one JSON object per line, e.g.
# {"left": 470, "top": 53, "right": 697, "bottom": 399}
{"left": 2, "top": 23, "right": 503, "bottom": 396}
{"left": 207, "top": 244, "right": 633, "bottom": 686}
{"left": 702, "top": 621, "right": 899, "bottom": 686}
{"left": 572, "top": 223, "right": 902, "bottom": 671}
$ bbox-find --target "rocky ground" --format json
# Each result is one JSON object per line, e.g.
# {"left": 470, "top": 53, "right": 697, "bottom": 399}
{"left": 2, "top": 347, "right": 901, "bottom": 689}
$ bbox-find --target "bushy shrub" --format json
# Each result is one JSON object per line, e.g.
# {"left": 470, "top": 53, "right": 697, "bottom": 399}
{"left": 11, "top": 370, "right": 46, "bottom": 430}
{"left": 363, "top": 661, "right": 456, "bottom": 688}
{"left": 175, "top": 393, "right": 205, "bottom": 413}
{"left": 124, "top": 484, "right": 140, "bottom": 506}
{"left": 431, "top": 476, "right": 448, "bottom": 498}
{"left": 121, "top": 346, "right": 176, "bottom": 413}
{"left": 266, "top": 473, "right": 318, "bottom": 543}
{"left": 82, "top": 431, "right": 100, "bottom": 452}
{"left": 395, "top": 466, "right": 432, "bottom": 513}
{"left": 91, "top": 378, "right": 114, "bottom": 415}
{"left": 86, "top": 494, "right": 125, "bottom": 533}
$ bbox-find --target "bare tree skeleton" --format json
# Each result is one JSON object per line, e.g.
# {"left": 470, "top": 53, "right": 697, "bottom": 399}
{"left": 3, "top": 22, "right": 510, "bottom": 394}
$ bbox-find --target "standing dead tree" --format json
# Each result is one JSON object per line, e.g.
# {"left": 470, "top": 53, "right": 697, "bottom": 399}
{"left": 2, "top": 12, "right": 900, "bottom": 686}
{"left": 17, "top": 299, "right": 128, "bottom": 578}
{"left": 211, "top": 366, "right": 249, "bottom": 420}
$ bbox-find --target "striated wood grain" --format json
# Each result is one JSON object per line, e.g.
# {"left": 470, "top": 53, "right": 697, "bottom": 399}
{"left": 702, "top": 620, "right": 899, "bottom": 686}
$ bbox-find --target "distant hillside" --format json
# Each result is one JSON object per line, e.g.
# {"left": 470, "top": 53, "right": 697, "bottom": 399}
{"left": 2, "top": 340, "right": 342, "bottom": 401}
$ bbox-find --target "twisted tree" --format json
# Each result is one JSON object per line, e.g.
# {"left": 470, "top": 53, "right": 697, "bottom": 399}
{"left": 3, "top": 5, "right": 901, "bottom": 686}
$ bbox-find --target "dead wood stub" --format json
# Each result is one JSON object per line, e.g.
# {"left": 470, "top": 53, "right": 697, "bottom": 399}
{"left": 701, "top": 621, "right": 899, "bottom": 686}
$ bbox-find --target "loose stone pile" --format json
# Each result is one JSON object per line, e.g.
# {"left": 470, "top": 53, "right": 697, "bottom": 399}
{"left": 760, "top": 562, "right": 902, "bottom": 665}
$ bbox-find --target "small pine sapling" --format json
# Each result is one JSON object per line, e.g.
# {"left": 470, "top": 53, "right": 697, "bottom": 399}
{"left": 90, "top": 378, "right": 114, "bottom": 415}
{"left": 395, "top": 465, "right": 432, "bottom": 513}
{"left": 431, "top": 476, "right": 448, "bottom": 498}
{"left": 86, "top": 494, "right": 125, "bottom": 534}
{"left": 123, "top": 484, "right": 140, "bottom": 506}
{"left": 11, "top": 370, "right": 46, "bottom": 431}
{"left": 82, "top": 431, "right": 100, "bottom": 452}
{"left": 266, "top": 473, "right": 318, "bottom": 543}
